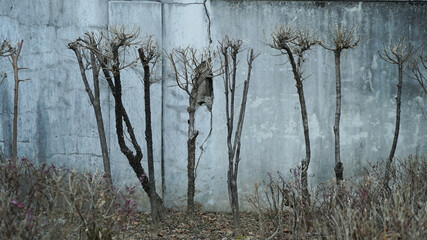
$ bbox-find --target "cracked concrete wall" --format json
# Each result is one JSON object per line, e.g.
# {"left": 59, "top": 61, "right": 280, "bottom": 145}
{"left": 161, "top": 0, "right": 427, "bottom": 211}
{"left": 0, "top": 0, "right": 426, "bottom": 212}
{"left": 161, "top": 0, "right": 213, "bottom": 210}
{"left": 202, "top": 0, "right": 427, "bottom": 211}
{"left": 0, "top": 0, "right": 110, "bottom": 170}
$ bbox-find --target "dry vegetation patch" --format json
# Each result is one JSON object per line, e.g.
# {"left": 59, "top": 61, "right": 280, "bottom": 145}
{"left": 0, "top": 155, "right": 426, "bottom": 239}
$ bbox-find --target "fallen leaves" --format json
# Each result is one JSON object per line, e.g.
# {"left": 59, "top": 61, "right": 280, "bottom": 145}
{"left": 116, "top": 210, "right": 260, "bottom": 239}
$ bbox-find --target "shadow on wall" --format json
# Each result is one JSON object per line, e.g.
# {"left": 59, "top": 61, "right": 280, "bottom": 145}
{"left": 36, "top": 90, "right": 49, "bottom": 164}
{"left": 0, "top": 74, "right": 12, "bottom": 158}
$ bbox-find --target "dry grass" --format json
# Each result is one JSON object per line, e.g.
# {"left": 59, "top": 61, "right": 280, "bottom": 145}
{"left": 247, "top": 154, "right": 427, "bottom": 239}
{"left": 0, "top": 158, "right": 137, "bottom": 239}
{"left": 1, "top": 154, "right": 425, "bottom": 239}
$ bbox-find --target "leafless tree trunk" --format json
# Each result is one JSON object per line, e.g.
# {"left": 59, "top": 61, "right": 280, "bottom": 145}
{"left": 72, "top": 29, "right": 166, "bottom": 219}
{"left": 270, "top": 26, "right": 318, "bottom": 202}
{"left": 168, "top": 47, "right": 214, "bottom": 217}
{"left": 333, "top": 52, "right": 343, "bottom": 183}
{"left": 0, "top": 40, "right": 29, "bottom": 162}
{"left": 378, "top": 38, "right": 414, "bottom": 190}
{"left": 0, "top": 146, "right": 5, "bottom": 164}
{"left": 68, "top": 38, "right": 113, "bottom": 186}
{"left": 186, "top": 99, "right": 198, "bottom": 218}
{"left": 320, "top": 24, "right": 359, "bottom": 185}
{"left": 219, "top": 37, "right": 259, "bottom": 235}
{"left": 138, "top": 37, "right": 161, "bottom": 227}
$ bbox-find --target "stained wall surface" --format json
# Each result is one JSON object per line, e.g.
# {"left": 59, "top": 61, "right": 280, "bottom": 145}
{"left": 0, "top": 0, "right": 426, "bottom": 211}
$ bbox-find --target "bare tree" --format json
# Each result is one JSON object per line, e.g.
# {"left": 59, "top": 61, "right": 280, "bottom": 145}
{"left": 0, "top": 40, "right": 29, "bottom": 162}
{"left": 137, "top": 36, "right": 162, "bottom": 226}
{"left": 71, "top": 28, "right": 166, "bottom": 219}
{"left": 320, "top": 24, "right": 359, "bottom": 184}
{"left": 68, "top": 33, "right": 113, "bottom": 186}
{"left": 270, "top": 26, "right": 318, "bottom": 202}
{"left": 219, "top": 36, "right": 259, "bottom": 234}
{"left": 378, "top": 38, "right": 414, "bottom": 189}
{"left": 168, "top": 47, "right": 214, "bottom": 217}
{"left": 408, "top": 52, "right": 427, "bottom": 94}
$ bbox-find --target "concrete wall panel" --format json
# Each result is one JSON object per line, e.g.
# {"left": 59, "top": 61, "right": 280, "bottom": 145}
{"left": 0, "top": 0, "right": 425, "bottom": 212}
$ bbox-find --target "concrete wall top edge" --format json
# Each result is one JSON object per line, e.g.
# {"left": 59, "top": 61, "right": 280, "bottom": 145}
{"left": 212, "top": 0, "right": 426, "bottom": 2}
{"left": 109, "top": 1, "right": 162, "bottom": 7}
{"left": 108, "top": 0, "right": 426, "bottom": 2}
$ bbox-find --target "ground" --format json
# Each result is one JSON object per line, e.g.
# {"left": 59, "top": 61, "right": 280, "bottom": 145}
{"left": 120, "top": 210, "right": 262, "bottom": 240}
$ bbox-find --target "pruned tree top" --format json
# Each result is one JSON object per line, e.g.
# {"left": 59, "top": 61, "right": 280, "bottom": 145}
{"left": 138, "top": 36, "right": 159, "bottom": 67}
{"left": 218, "top": 35, "right": 261, "bottom": 92}
{"left": 320, "top": 23, "right": 360, "bottom": 52}
{"left": 168, "top": 47, "right": 218, "bottom": 97}
{"left": 378, "top": 37, "right": 415, "bottom": 65}
{"left": 68, "top": 26, "right": 141, "bottom": 74}
{"left": 0, "top": 40, "right": 12, "bottom": 57}
{"left": 269, "top": 25, "right": 318, "bottom": 55}
{"left": 69, "top": 28, "right": 161, "bottom": 85}
{"left": 219, "top": 36, "right": 244, "bottom": 57}
{"left": 269, "top": 25, "right": 318, "bottom": 82}
{"left": 136, "top": 35, "right": 161, "bottom": 84}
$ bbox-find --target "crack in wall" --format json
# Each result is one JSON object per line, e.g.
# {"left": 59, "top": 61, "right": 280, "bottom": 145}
{"left": 203, "top": 0, "right": 212, "bottom": 45}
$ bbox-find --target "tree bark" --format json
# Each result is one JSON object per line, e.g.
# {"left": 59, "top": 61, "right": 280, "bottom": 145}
{"left": 98, "top": 44, "right": 166, "bottom": 218}
{"left": 229, "top": 175, "right": 240, "bottom": 232}
{"left": 11, "top": 41, "right": 24, "bottom": 162}
{"left": 385, "top": 62, "right": 403, "bottom": 189}
{"left": 222, "top": 45, "right": 255, "bottom": 235}
{"left": 297, "top": 80, "right": 311, "bottom": 202}
{"left": 223, "top": 46, "right": 242, "bottom": 232}
{"left": 90, "top": 51, "right": 112, "bottom": 186}
{"left": 12, "top": 54, "right": 19, "bottom": 162}
{"left": 283, "top": 45, "right": 311, "bottom": 202}
{"left": 139, "top": 48, "right": 159, "bottom": 225}
{"left": 186, "top": 101, "right": 198, "bottom": 217}
{"left": 69, "top": 44, "right": 112, "bottom": 185}
{"left": 334, "top": 51, "right": 343, "bottom": 183}
{"left": 0, "top": 146, "right": 5, "bottom": 164}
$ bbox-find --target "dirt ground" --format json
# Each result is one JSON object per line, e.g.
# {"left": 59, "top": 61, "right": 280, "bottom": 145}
{"left": 118, "top": 210, "right": 265, "bottom": 240}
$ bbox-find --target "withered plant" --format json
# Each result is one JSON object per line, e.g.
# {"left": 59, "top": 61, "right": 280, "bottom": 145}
{"left": 219, "top": 36, "right": 259, "bottom": 235}
{"left": 137, "top": 35, "right": 162, "bottom": 226}
{"left": 168, "top": 47, "right": 216, "bottom": 217}
{"left": 69, "top": 27, "right": 166, "bottom": 221}
{"left": 269, "top": 25, "right": 318, "bottom": 203}
{"left": 320, "top": 23, "right": 360, "bottom": 184}
{"left": 378, "top": 38, "right": 414, "bottom": 190}
{"left": 68, "top": 34, "right": 113, "bottom": 186}
{"left": 247, "top": 155, "right": 427, "bottom": 240}
{"left": 0, "top": 40, "right": 29, "bottom": 162}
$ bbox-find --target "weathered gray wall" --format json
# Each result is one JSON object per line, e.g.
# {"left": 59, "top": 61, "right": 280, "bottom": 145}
{"left": 0, "top": 0, "right": 426, "bottom": 212}
{"left": 0, "top": 0, "right": 110, "bottom": 169}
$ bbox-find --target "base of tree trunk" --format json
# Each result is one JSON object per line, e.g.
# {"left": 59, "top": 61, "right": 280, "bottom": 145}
{"left": 334, "top": 161, "right": 344, "bottom": 183}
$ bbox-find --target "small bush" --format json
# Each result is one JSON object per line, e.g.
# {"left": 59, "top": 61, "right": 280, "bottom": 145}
{"left": 0, "top": 158, "right": 139, "bottom": 239}
{"left": 247, "top": 154, "right": 427, "bottom": 239}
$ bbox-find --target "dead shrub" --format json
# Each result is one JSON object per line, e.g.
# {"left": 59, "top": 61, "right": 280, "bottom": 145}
{"left": 248, "top": 155, "right": 427, "bottom": 239}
